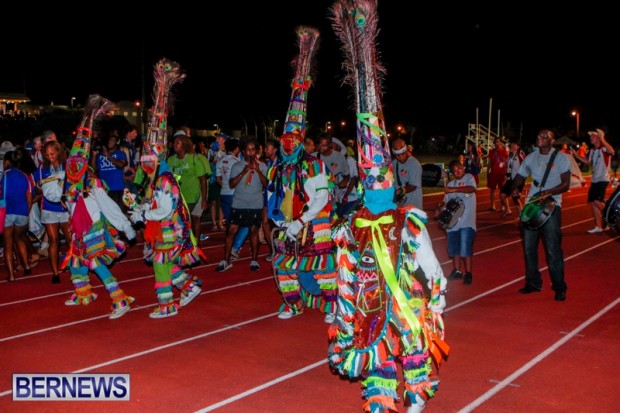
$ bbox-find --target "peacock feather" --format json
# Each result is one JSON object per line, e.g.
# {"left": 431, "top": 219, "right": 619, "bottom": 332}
{"left": 330, "top": 0, "right": 392, "bottom": 192}
{"left": 146, "top": 58, "right": 186, "bottom": 155}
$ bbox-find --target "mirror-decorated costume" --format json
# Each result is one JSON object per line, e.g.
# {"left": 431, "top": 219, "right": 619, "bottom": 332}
{"left": 328, "top": 2, "right": 449, "bottom": 412}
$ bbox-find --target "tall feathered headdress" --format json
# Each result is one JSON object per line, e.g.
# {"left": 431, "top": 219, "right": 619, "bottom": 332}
{"left": 331, "top": 0, "right": 394, "bottom": 211}
{"left": 280, "top": 26, "right": 320, "bottom": 163}
{"left": 145, "top": 58, "right": 186, "bottom": 158}
{"left": 66, "top": 94, "right": 116, "bottom": 185}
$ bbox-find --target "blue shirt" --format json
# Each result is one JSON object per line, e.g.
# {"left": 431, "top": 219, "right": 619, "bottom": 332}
{"left": 3, "top": 169, "right": 31, "bottom": 216}
{"left": 96, "top": 150, "right": 127, "bottom": 191}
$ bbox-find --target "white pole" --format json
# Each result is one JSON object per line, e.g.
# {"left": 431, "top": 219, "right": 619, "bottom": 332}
{"left": 476, "top": 107, "right": 479, "bottom": 142}
{"left": 488, "top": 98, "right": 493, "bottom": 149}
{"left": 497, "top": 109, "right": 501, "bottom": 138}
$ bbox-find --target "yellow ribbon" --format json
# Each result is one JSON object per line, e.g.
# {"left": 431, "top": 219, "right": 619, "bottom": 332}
{"left": 355, "top": 215, "right": 421, "bottom": 339}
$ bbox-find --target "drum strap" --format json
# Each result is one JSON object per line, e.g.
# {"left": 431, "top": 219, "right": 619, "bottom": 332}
{"left": 537, "top": 149, "right": 559, "bottom": 190}
{"left": 395, "top": 162, "right": 403, "bottom": 187}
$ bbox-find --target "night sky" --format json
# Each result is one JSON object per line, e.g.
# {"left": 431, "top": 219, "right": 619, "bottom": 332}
{"left": 2, "top": 2, "right": 617, "bottom": 142}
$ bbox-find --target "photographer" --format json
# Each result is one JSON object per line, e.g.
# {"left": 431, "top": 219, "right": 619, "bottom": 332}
{"left": 216, "top": 139, "right": 267, "bottom": 273}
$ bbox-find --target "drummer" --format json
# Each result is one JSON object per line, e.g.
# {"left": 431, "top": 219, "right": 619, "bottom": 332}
{"left": 510, "top": 129, "right": 571, "bottom": 301}
{"left": 442, "top": 159, "right": 477, "bottom": 285}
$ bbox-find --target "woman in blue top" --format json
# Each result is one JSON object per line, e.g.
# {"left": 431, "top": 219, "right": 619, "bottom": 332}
{"left": 33, "top": 141, "right": 71, "bottom": 284}
{"left": 3, "top": 151, "right": 34, "bottom": 282}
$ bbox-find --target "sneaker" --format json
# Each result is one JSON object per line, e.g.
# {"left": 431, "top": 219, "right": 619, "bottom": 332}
{"left": 109, "top": 305, "right": 131, "bottom": 319}
{"left": 587, "top": 227, "right": 603, "bottom": 234}
{"left": 250, "top": 261, "right": 260, "bottom": 271}
{"left": 406, "top": 395, "right": 427, "bottom": 413}
{"left": 277, "top": 308, "right": 300, "bottom": 320}
{"left": 180, "top": 285, "right": 202, "bottom": 307}
{"left": 265, "top": 254, "right": 274, "bottom": 262}
{"left": 149, "top": 308, "right": 178, "bottom": 319}
{"left": 448, "top": 269, "right": 463, "bottom": 280}
{"left": 230, "top": 248, "right": 240, "bottom": 260}
{"left": 65, "top": 299, "right": 79, "bottom": 306}
{"left": 199, "top": 234, "right": 210, "bottom": 241}
{"left": 216, "top": 260, "right": 233, "bottom": 272}
{"left": 324, "top": 313, "right": 336, "bottom": 324}
{"left": 463, "top": 272, "right": 473, "bottom": 285}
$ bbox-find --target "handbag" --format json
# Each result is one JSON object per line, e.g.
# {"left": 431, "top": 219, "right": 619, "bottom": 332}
{"left": 41, "top": 170, "right": 65, "bottom": 203}
{"left": 0, "top": 172, "right": 7, "bottom": 234}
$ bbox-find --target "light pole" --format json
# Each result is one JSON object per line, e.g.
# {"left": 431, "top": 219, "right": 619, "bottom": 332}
{"left": 571, "top": 110, "right": 580, "bottom": 138}
{"left": 273, "top": 119, "right": 280, "bottom": 138}
{"left": 71, "top": 97, "right": 76, "bottom": 109}
{"left": 135, "top": 101, "right": 141, "bottom": 133}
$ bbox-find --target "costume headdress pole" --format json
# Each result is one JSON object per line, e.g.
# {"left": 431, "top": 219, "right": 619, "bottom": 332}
{"left": 146, "top": 58, "right": 186, "bottom": 158}
{"left": 331, "top": 0, "right": 394, "bottom": 212}
{"left": 280, "top": 26, "right": 320, "bottom": 163}
{"left": 66, "top": 94, "right": 116, "bottom": 186}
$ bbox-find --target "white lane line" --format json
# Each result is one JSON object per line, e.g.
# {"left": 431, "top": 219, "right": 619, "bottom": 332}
{"left": 194, "top": 360, "right": 328, "bottom": 413}
{"left": 0, "top": 277, "right": 272, "bottom": 343}
{"left": 0, "top": 312, "right": 277, "bottom": 398}
{"left": 189, "top": 237, "right": 619, "bottom": 412}
{"left": 457, "top": 297, "right": 620, "bottom": 413}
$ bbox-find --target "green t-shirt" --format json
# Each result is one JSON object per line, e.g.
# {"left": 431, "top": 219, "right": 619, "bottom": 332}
{"left": 167, "top": 154, "right": 210, "bottom": 203}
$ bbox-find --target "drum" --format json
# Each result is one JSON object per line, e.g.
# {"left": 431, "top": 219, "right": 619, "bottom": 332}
{"left": 520, "top": 193, "right": 556, "bottom": 230}
{"left": 603, "top": 186, "right": 620, "bottom": 232}
{"left": 438, "top": 198, "right": 465, "bottom": 230}
{"left": 422, "top": 163, "right": 443, "bottom": 187}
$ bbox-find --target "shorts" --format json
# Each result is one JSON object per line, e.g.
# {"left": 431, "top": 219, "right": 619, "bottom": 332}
{"left": 230, "top": 208, "right": 262, "bottom": 228}
{"left": 41, "top": 210, "right": 70, "bottom": 225}
{"left": 5, "top": 214, "right": 28, "bottom": 227}
{"left": 588, "top": 181, "right": 609, "bottom": 203}
{"left": 189, "top": 196, "right": 204, "bottom": 217}
{"left": 487, "top": 173, "right": 506, "bottom": 190}
{"left": 501, "top": 179, "right": 524, "bottom": 197}
{"left": 447, "top": 227, "right": 476, "bottom": 257}
{"left": 208, "top": 182, "right": 221, "bottom": 202}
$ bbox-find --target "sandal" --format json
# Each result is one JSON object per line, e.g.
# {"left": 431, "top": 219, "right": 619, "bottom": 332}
{"left": 502, "top": 211, "right": 512, "bottom": 218}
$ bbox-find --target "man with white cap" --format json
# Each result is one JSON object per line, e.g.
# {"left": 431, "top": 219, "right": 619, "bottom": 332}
{"left": 571, "top": 128, "right": 615, "bottom": 233}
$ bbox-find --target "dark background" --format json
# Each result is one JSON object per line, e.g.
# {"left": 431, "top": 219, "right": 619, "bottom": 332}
{"left": 2, "top": 2, "right": 617, "bottom": 144}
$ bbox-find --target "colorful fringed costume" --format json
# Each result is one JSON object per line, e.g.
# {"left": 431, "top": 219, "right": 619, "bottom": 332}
{"left": 129, "top": 58, "right": 203, "bottom": 319}
{"left": 328, "top": 2, "right": 448, "bottom": 412}
{"left": 266, "top": 27, "right": 338, "bottom": 319}
{"left": 63, "top": 95, "right": 136, "bottom": 320}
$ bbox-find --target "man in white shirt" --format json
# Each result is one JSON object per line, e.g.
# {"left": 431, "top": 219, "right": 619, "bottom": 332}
{"left": 571, "top": 128, "right": 615, "bottom": 233}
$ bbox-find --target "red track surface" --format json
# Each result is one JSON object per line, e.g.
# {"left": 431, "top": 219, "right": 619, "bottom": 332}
{"left": 1, "top": 180, "right": 619, "bottom": 413}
